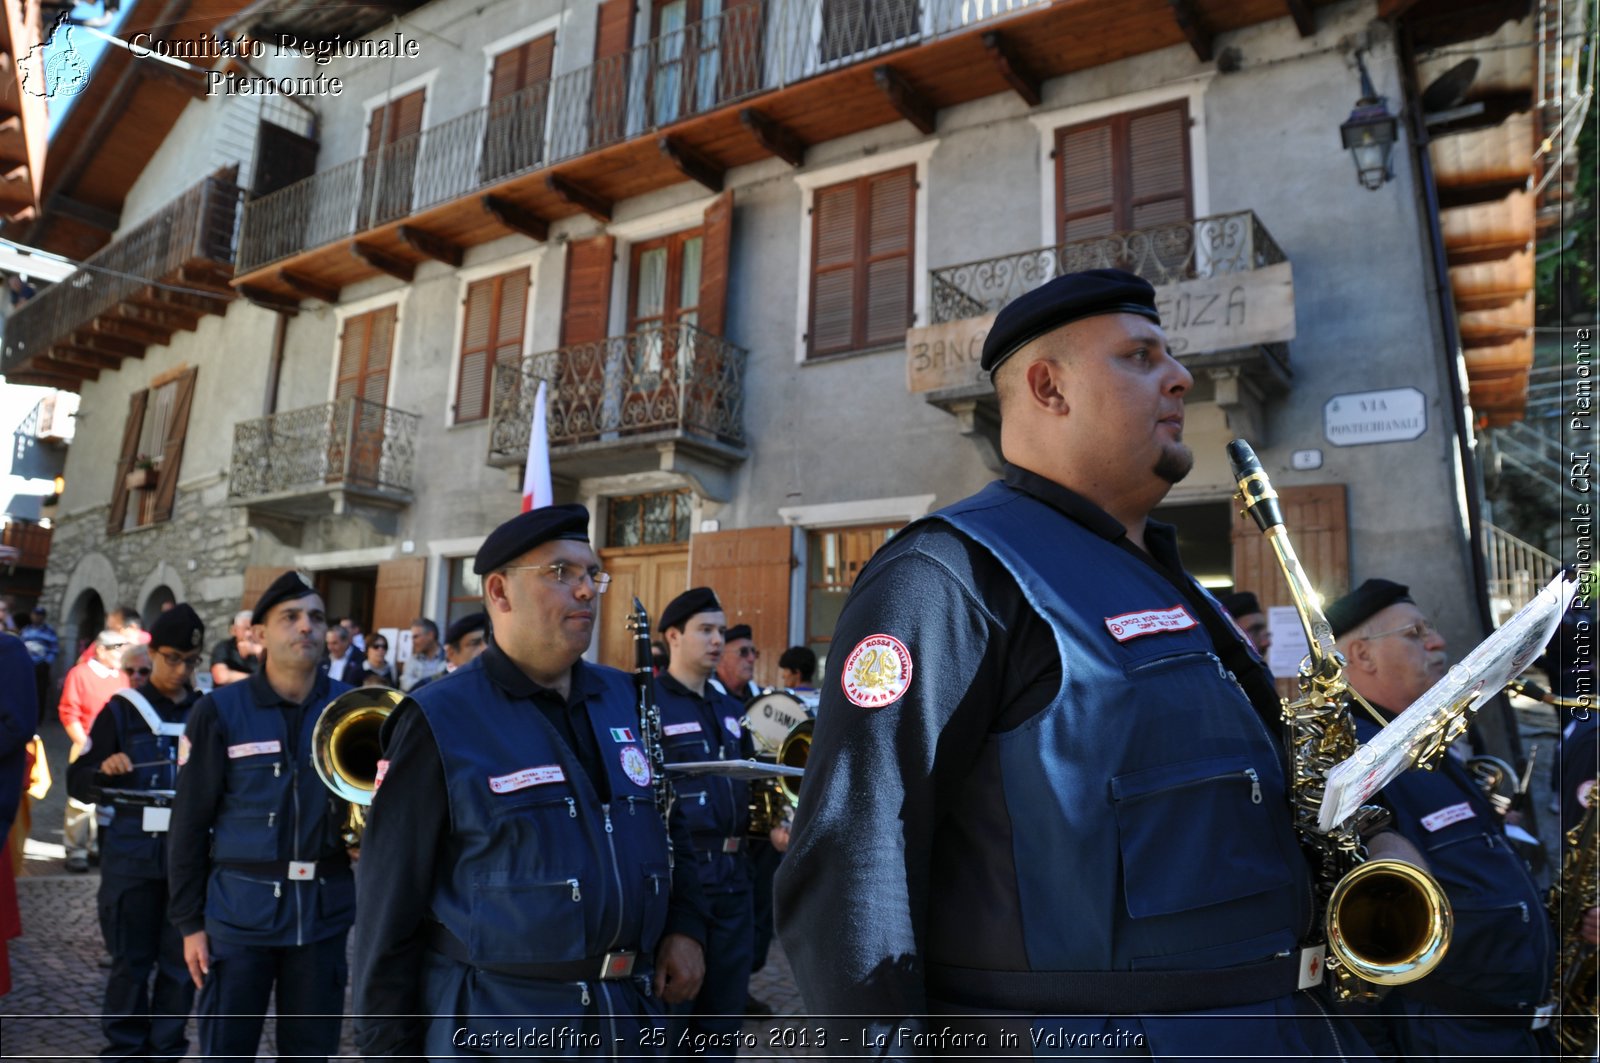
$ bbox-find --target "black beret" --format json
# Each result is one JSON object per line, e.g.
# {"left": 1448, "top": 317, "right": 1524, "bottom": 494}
{"left": 148, "top": 603, "right": 205, "bottom": 652}
{"left": 474, "top": 503, "right": 591, "bottom": 575}
{"left": 981, "top": 268, "right": 1162, "bottom": 373}
{"left": 724, "top": 624, "right": 753, "bottom": 643}
{"left": 445, "top": 611, "right": 488, "bottom": 647}
{"left": 1325, "top": 579, "right": 1416, "bottom": 639}
{"left": 252, "top": 571, "right": 317, "bottom": 624}
{"left": 658, "top": 587, "right": 723, "bottom": 633}
{"left": 1219, "top": 592, "right": 1263, "bottom": 618}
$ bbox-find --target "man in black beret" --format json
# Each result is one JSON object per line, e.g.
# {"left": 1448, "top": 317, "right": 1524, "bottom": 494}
{"left": 710, "top": 623, "right": 761, "bottom": 703}
{"left": 352, "top": 505, "right": 708, "bottom": 1057}
{"left": 1220, "top": 589, "right": 1273, "bottom": 657}
{"left": 778, "top": 269, "right": 1382, "bottom": 1054}
{"left": 1327, "top": 579, "right": 1558, "bottom": 1060}
{"left": 168, "top": 576, "right": 356, "bottom": 1063}
{"left": 68, "top": 604, "right": 204, "bottom": 1061}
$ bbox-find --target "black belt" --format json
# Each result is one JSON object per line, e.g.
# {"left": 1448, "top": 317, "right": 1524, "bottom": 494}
{"left": 426, "top": 921, "right": 644, "bottom": 982}
{"left": 215, "top": 859, "right": 350, "bottom": 879}
{"left": 925, "top": 954, "right": 1302, "bottom": 1014}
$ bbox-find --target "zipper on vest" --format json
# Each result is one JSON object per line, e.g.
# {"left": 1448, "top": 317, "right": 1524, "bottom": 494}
{"left": 602, "top": 805, "right": 626, "bottom": 952}
{"left": 267, "top": 812, "right": 275, "bottom": 827}
{"left": 578, "top": 981, "right": 591, "bottom": 1006}
{"left": 603, "top": 806, "right": 614, "bottom": 834}
{"left": 273, "top": 763, "right": 281, "bottom": 778}
{"left": 565, "top": 798, "right": 577, "bottom": 818}
{"left": 568, "top": 878, "right": 581, "bottom": 902}
{"left": 626, "top": 796, "right": 638, "bottom": 815}
{"left": 1245, "top": 768, "right": 1263, "bottom": 804}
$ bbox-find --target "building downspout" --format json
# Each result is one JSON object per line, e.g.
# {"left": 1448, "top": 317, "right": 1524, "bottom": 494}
{"left": 263, "top": 309, "right": 288, "bottom": 416}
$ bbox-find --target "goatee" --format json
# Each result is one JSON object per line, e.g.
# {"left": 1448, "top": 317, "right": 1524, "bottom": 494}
{"left": 1155, "top": 444, "right": 1194, "bottom": 484}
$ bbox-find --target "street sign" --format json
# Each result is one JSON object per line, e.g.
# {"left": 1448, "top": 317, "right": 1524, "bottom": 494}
{"left": 1323, "top": 387, "right": 1426, "bottom": 446}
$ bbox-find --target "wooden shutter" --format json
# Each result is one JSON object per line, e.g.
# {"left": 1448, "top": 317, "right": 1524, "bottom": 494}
{"left": 810, "top": 181, "right": 858, "bottom": 356}
{"left": 561, "top": 235, "right": 615, "bottom": 346}
{"left": 150, "top": 367, "right": 197, "bottom": 523}
{"left": 1057, "top": 120, "right": 1116, "bottom": 242}
{"left": 698, "top": 191, "right": 733, "bottom": 337}
{"left": 372, "top": 557, "right": 427, "bottom": 633}
{"left": 592, "top": 0, "right": 635, "bottom": 147}
{"left": 241, "top": 565, "right": 296, "bottom": 611}
{"left": 1127, "top": 102, "right": 1191, "bottom": 229}
{"left": 336, "top": 306, "right": 396, "bottom": 406}
{"left": 367, "top": 89, "right": 425, "bottom": 151}
{"left": 809, "top": 166, "right": 914, "bottom": 357}
{"left": 718, "top": 0, "right": 762, "bottom": 100}
{"left": 107, "top": 389, "right": 148, "bottom": 535}
{"left": 689, "top": 526, "right": 793, "bottom": 689}
{"left": 491, "top": 34, "right": 555, "bottom": 102}
{"left": 863, "top": 167, "right": 914, "bottom": 346}
{"left": 457, "top": 269, "right": 529, "bottom": 422}
{"left": 1056, "top": 99, "right": 1190, "bottom": 246}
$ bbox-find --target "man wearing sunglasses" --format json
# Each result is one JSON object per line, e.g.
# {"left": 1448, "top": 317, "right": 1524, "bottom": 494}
{"left": 60, "top": 630, "right": 131, "bottom": 873}
{"left": 1328, "top": 578, "right": 1556, "bottom": 1061}
{"left": 710, "top": 625, "right": 762, "bottom": 703}
{"left": 67, "top": 605, "right": 205, "bottom": 1062}
{"left": 353, "top": 503, "right": 707, "bottom": 1057}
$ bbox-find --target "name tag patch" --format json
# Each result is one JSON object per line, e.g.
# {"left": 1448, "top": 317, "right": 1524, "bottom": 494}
{"left": 1421, "top": 801, "right": 1475, "bottom": 832}
{"left": 227, "top": 740, "right": 281, "bottom": 759}
{"left": 488, "top": 765, "right": 566, "bottom": 793}
{"left": 663, "top": 722, "right": 701, "bottom": 737}
{"left": 374, "top": 759, "right": 390, "bottom": 790}
{"left": 141, "top": 807, "right": 171, "bottom": 833}
{"left": 1104, "top": 604, "right": 1198, "bottom": 642}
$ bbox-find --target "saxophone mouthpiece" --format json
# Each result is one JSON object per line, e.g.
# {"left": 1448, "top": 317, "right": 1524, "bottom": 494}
{"left": 1228, "top": 438, "right": 1283, "bottom": 532}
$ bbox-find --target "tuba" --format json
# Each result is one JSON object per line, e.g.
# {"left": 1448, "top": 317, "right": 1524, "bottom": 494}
{"left": 1230, "top": 439, "right": 1452, "bottom": 1002}
{"left": 312, "top": 687, "right": 405, "bottom": 846}
{"left": 743, "top": 692, "right": 814, "bottom": 835}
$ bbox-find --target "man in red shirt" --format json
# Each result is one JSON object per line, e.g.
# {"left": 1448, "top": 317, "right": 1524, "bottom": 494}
{"left": 59, "top": 631, "right": 130, "bottom": 872}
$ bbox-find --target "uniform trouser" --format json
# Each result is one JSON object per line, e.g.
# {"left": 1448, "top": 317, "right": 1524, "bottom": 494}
{"left": 64, "top": 742, "right": 96, "bottom": 859}
{"left": 195, "top": 931, "right": 348, "bottom": 1063}
{"left": 669, "top": 887, "right": 754, "bottom": 1057}
{"left": 97, "top": 872, "right": 193, "bottom": 1060}
{"left": 748, "top": 842, "right": 782, "bottom": 974}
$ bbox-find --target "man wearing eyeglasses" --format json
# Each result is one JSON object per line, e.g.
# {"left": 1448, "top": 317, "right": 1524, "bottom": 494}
{"left": 1328, "top": 578, "right": 1556, "bottom": 1061}
{"left": 352, "top": 503, "right": 708, "bottom": 1057}
{"left": 68, "top": 605, "right": 204, "bottom": 1062}
{"left": 711, "top": 624, "right": 762, "bottom": 702}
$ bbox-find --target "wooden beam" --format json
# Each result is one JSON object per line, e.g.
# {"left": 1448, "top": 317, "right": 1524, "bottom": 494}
{"left": 873, "top": 66, "right": 936, "bottom": 135}
{"left": 92, "top": 316, "right": 173, "bottom": 346}
{"left": 738, "top": 108, "right": 807, "bottom": 167}
{"left": 71, "top": 331, "right": 143, "bottom": 359}
{"left": 53, "top": 344, "right": 121, "bottom": 370}
{"left": 397, "top": 224, "right": 464, "bottom": 267}
{"left": 277, "top": 268, "right": 341, "bottom": 303}
{"left": 1283, "top": 0, "right": 1316, "bottom": 36}
{"left": 1446, "top": 240, "right": 1531, "bottom": 267}
{"left": 122, "top": 297, "right": 202, "bottom": 332}
{"left": 981, "top": 32, "right": 1041, "bottom": 107}
{"left": 1376, "top": 0, "right": 1423, "bottom": 17}
{"left": 350, "top": 240, "right": 416, "bottom": 282}
{"left": 237, "top": 283, "right": 302, "bottom": 315}
{"left": 1166, "top": 0, "right": 1214, "bottom": 62}
{"left": 0, "top": 116, "right": 21, "bottom": 138}
{"left": 39, "top": 354, "right": 98, "bottom": 381}
{"left": 544, "top": 174, "right": 612, "bottom": 222}
{"left": 1437, "top": 176, "right": 1528, "bottom": 209}
{"left": 481, "top": 195, "right": 549, "bottom": 242}
{"left": 114, "top": 302, "right": 201, "bottom": 333}
{"left": 177, "top": 265, "right": 238, "bottom": 295}
{"left": 146, "top": 287, "right": 231, "bottom": 318}
{"left": 657, "top": 136, "right": 725, "bottom": 193}
{"left": 46, "top": 193, "right": 120, "bottom": 233}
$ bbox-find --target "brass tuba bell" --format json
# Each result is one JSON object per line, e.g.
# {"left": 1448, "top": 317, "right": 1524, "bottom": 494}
{"left": 311, "top": 687, "right": 407, "bottom": 846}
{"left": 744, "top": 692, "right": 814, "bottom": 836}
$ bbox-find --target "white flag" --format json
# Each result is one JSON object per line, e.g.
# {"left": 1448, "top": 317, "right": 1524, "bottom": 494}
{"left": 520, "top": 379, "right": 552, "bottom": 512}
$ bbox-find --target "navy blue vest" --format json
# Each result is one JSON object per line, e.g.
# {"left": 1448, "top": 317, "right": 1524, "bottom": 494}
{"left": 416, "top": 658, "right": 671, "bottom": 983}
{"left": 922, "top": 482, "right": 1310, "bottom": 978}
{"left": 659, "top": 678, "right": 751, "bottom": 895}
{"left": 203, "top": 675, "right": 355, "bottom": 947}
{"left": 99, "top": 688, "right": 191, "bottom": 880}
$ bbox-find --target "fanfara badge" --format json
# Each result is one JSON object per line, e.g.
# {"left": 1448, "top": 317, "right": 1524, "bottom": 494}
{"left": 841, "top": 633, "right": 913, "bottom": 709}
{"left": 620, "top": 745, "right": 652, "bottom": 788}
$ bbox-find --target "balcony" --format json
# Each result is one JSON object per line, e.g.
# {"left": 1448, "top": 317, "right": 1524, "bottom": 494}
{"left": 487, "top": 323, "right": 747, "bottom": 500}
{"left": 232, "top": 0, "right": 1314, "bottom": 303}
{"left": 227, "top": 398, "right": 420, "bottom": 527}
{"left": 0, "top": 520, "right": 51, "bottom": 570}
{"left": 1, "top": 172, "right": 243, "bottom": 391}
{"left": 910, "top": 210, "right": 1296, "bottom": 463}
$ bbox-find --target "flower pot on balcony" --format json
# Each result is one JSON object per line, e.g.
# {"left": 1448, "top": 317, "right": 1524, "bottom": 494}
{"left": 125, "top": 467, "right": 157, "bottom": 491}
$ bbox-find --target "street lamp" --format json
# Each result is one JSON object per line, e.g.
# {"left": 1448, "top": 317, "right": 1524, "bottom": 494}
{"left": 1339, "top": 49, "right": 1399, "bottom": 191}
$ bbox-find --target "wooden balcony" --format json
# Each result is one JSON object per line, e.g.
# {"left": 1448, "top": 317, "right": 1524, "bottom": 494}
{"left": 0, "top": 520, "right": 51, "bottom": 570}
{"left": 910, "top": 210, "right": 1296, "bottom": 464}
{"left": 487, "top": 323, "right": 748, "bottom": 501}
{"left": 232, "top": 0, "right": 1327, "bottom": 304}
{"left": 1, "top": 172, "right": 243, "bottom": 391}
{"left": 227, "top": 398, "right": 420, "bottom": 526}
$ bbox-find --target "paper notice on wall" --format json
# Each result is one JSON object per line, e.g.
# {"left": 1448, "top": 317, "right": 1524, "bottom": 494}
{"left": 385, "top": 628, "right": 408, "bottom": 665}
{"left": 1266, "top": 606, "right": 1310, "bottom": 680}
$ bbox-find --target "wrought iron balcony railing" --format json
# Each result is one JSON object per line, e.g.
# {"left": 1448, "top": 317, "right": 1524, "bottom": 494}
{"left": 228, "top": 398, "right": 421, "bottom": 502}
{"left": 2, "top": 173, "right": 242, "bottom": 373}
{"left": 929, "top": 210, "right": 1288, "bottom": 324}
{"left": 238, "top": 0, "right": 1047, "bottom": 273}
{"left": 487, "top": 322, "right": 746, "bottom": 465}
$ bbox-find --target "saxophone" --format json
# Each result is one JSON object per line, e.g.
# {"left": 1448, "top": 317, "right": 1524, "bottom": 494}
{"left": 1550, "top": 800, "right": 1598, "bottom": 1059}
{"left": 1229, "top": 439, "right": 1452, "bottom": 1003}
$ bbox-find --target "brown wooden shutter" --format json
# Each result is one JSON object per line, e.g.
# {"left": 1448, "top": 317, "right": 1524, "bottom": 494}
{"left": 240, "top": 565, "right": 296, "bottom": 612}
{"left": 698, "top": 191, "right": 733, "bottom": 337}
{"left": 1057, "top": 120, "right": 1116, "bottom": 243}
{"left": 561, "top": 235, "right": 616, "bottom": 346}
{"left": 689, "top": 526, "right": 793, "bottom": 689}
{"left": 1056, "top": 99, "right": 1190, "bottom": 246}
{"left": 809, "top": 181, "right": 858, "bottom": 356}
{"left": 718, "top": 0, "right": 762, "bottom": 100}
{"left": 107, "top": 389, "right": 148, "bottom": 535}
{"left": 150, "top": 367, "right": 197, "bottom": 524}
{"left": 863, "top": 167, "right": 914, "bottom": 346}
{"left": 457, "top": 269, "right": 530, "bottom": 422}
{"left": 336, "top": 306, "right": 397, "bottom": 406}
{"left": 372, "top": 557, "right": 428, "bottom": 633}
{"left": 368, "top": 89, "right": 424, "bottom": 149}
{"left": 809, "top": 167, "right": 914, "bottom": 357}
{"left": 1128, "top": 102, "right": 1191, "bottom": 228}
{"left": 592, "top": 0, "right": 635, "bottom": 147}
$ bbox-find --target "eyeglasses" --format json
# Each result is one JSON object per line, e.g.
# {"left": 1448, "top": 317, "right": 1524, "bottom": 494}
{"left": 370, "top": 642, "right": 388, "bottom": 651}
{"left": 123, "top": 666, "right": 152, "bottom": 677}
{"left": 737, "top": 646, "right": 760, "bottom": 659}
{"left": 502, "top": 561, "right": 612, "bottom": 593}
{"left": 156, "top": 650, "right": 202, "bottom": 669}
{"left": 1361, "top": 620, "right": 1438, "bottom": 643}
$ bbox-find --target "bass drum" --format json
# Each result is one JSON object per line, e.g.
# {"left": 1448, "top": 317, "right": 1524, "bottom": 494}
{"left": 743, "top": 691, "right": 815, "bottom": 756}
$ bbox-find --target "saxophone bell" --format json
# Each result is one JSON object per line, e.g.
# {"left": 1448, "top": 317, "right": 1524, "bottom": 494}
{"left": 311, "top": 686, "right": 408, "bottom": 846}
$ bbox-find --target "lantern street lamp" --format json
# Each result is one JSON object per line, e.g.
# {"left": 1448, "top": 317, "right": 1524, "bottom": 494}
{"left": 1339, "top": 49, "right": 1399, "bottom": 190}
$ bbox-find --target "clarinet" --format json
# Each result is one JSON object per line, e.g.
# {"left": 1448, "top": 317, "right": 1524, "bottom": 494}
{"left": 627, "top": 596, "right": 674, "bottom": 872}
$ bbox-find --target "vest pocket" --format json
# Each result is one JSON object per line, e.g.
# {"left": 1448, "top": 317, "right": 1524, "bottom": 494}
{"left": 468, "top": 873, "right": 587, "bottom": 964}
{"left": 641, "top": 862, "right": 670, "bottom": 951}
{"left": 207, "top": 867, "right": 283, "bottom": 934}
{"left": 1111, "top": 753, "right": 1291, "bottom": 918}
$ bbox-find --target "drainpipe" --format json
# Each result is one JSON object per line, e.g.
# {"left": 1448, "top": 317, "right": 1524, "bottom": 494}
{"left": 263, "top": 309, "right": 288, "bottom": 415}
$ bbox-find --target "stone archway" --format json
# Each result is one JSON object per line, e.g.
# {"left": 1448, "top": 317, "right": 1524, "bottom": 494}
{"left": 137, "top": 561, "right": 187, "bottom": 624}
{"left": 64, "top": 587, "right": 106, "bottom": 666}
{"left": 60, "top": 551, "right": 119, "bottom": 660}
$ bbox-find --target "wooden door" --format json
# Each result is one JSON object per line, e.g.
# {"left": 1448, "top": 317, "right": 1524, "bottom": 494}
{"left": 597, "top": 544, "right": 691, "bottom": 669}
{"left": 484, "top": 33, "right": 554, "bottom": 182}
{"left": 360, "top": 89, "right": 424, "bottom": 227}
{"left": 241, "top": 565, "right": 297, "bottom": 612}
{"left": 689, "top": 525, "right": 792, "bottom": 688}
{"left": 373, "top": 557, "right": 427, "bottom": 633}
{"left": 334, "top": 307, "right": 397, "bottom": 485}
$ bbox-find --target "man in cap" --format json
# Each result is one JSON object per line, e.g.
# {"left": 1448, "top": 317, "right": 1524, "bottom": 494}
{"left": 68, "top": 605, "right": 205, "bottom": 1061}
{"left": 351, "top": 504, "right": 707, "bottom": 1057}
{"left": 60, "top": 629, "right": 131, "bottom": 872}
{"left": 711, "top": 624, "right": 761, "bottom": 702}
{"left": 1220, "top": 590, "right": 1273, "bottom": 658}
{"left": 654, "top": 588, "right": 760, "bottom": 1052}
{"left": 1326, "top": 579, "right": 1556, "bottom": 1060}
{"left": 776, "top": 269, "right": 1387, "bottom": 1054}
{"left": 167, "top": 573, "right": 356, "bottom": 1062}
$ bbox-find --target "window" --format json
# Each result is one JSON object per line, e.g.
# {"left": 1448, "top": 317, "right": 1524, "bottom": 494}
{"left": 109, "top": 367, "right": 197, "bottom": 534}
{"left": 808, "top": 166, "right": 914, "bottom": 358}
{"left": 446, "top": 558, "right": 484, "bottom": 626}
{"left": 335, "top": 306, "right": 398, "bottom": 485}
{"left": 806, "top": 523, "right": 895, "bottom": 669}
{"left": 630, "top": 229, "right": 703, "bottom": 333}
{"left": 455, "top": 268, "right": 529, "bottom": 423}
{"left": 360, "top": 88, "right": 425, "bottom": 227}
{"left": 484, "top": 34, "right": 554, "bottom": 181}
{"left": 608, "top": 490, "right": 693, "bottom": 547}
